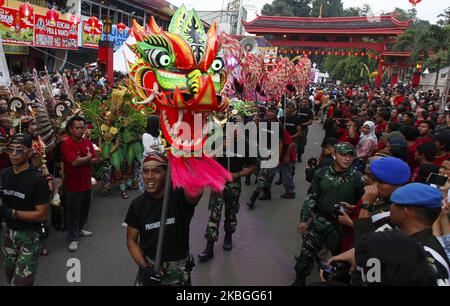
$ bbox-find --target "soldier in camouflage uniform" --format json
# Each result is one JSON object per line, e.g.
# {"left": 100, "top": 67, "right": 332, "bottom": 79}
{"left": 0, "top": 133, "right": 49, "bottom": 286}
{"left": 292, "top": 143, "right": 365, "bottom": 286}
{"left": 199, "top": 115, "right": 257, "bottom": 262}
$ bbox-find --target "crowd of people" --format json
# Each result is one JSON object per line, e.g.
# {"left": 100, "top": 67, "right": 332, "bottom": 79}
{"left": 0, "top": 68, "right": 450, "bottom": 286}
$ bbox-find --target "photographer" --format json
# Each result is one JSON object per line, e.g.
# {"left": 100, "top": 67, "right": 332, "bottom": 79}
{"left": 330, "top": 183, "right": 450, "bottom": 286}
{"left": 292, "top": 143, "right": 365, "bottom": 286}
{"left": 125, "top": 154, "right": 202, "bottom": 286}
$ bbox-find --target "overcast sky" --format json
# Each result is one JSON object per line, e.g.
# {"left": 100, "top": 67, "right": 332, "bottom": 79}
{"left": 169, "top": 0, "right": 449, "bottom": 24}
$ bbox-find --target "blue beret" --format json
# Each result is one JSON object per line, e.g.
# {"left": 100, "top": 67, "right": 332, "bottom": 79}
{"left": 390, "top": 183, "right": 443, "bottom": 208}
{"left": 370, "top": 157, "right": 411, "bottom": 185}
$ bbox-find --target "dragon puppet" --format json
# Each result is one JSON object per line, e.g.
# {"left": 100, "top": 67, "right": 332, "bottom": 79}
{"left": 126, "top": 5, "right": 233, "bottom": 196}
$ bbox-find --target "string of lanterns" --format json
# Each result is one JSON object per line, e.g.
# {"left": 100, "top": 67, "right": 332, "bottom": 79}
{"left": 278, "top": 48, "right": 381, "bottom": 60}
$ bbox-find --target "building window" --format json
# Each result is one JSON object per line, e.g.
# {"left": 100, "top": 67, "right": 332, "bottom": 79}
{"left": 91, "top": 4, "right": 100, "bottom": 18}
{"left": 81, "top": 2, "right": 91, "bottom": 16}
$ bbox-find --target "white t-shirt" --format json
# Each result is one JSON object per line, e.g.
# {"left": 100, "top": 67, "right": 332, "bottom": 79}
{"left": 142, "top": 133, "right": 164, "bottom": 157}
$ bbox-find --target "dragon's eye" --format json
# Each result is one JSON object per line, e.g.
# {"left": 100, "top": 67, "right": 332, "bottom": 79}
{"left": 211, "top": 58, "right": 224, "bottom": 72}
{"left": 146, "top": 50, "right": 171, "bottom": 68}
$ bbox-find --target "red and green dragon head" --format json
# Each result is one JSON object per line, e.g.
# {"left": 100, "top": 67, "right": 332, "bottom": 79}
{"left": 127, "top": 5, "right": 229, "bottom": 153}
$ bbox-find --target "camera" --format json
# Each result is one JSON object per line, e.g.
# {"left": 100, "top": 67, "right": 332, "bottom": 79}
{"left": 319, "top": 260, "right": 351, "bottom": 284}
{"left": 307, "top": 157, "right": 318, "bottom": 168}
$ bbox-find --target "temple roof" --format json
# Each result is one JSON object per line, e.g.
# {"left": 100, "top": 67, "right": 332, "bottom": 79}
{"left": 243, "top": 14, "right": 412, "bottom": 35}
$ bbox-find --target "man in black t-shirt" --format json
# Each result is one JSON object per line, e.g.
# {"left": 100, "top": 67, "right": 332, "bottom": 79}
{"left": 297, "top": 97, "right": 314, "bottom": 162}
{"left": 198, "top": 116, "right": 257, "bottom": 262}
{"left": 0, "top": 133, "right": 49, "bottom": 286}
{"left": 125, "top": 153, "right": 202, "bottom": 286}
{"left": 246, "top": 104, "right": 283, "bottom": 209}
{"left": 280, "top": 101, "right": 302, "bottom": 140}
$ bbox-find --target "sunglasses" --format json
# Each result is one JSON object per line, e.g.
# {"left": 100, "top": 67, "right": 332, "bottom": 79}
{"left": 7, "top": 147, "right": 31, "bottom": 156}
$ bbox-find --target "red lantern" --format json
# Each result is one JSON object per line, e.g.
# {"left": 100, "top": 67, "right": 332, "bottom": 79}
{"left": 328, "top": 51, "right": 331, "bottom": 55}
{"left": 334, "top": 52, "right": 338, "bottom": 56}
{"left": 116, "top": 22, "right": 127, "bottom": 32}
{"left": 0, "top": 0, "right": 4, "bottom": 7}
{"left": 308, "top": 51, "right": 312, "bottom": 55}
{"left": 69, "top": 13, "right": 81, "bottom": 25}
{"left": 341, "top": 52, "right": 345, "bottom": 56}
{"left": 375, "top": 56, "right": 379, "bottom": 60}
{"left": 361, "top": 52, "right": 366, "bottom": 57}
{"left": 290, "top": 50, "right": 293, "bottom": 54}
{"left": 355, "top": 52, "right": 359, "bottom": 57}
{"left": 88, "top": 16, "right": 99, "bottom": 28}
{"left": 409, "top": 0, "right": 422, "bottom": 6}
{"left": 19, "top": 2, "right": 34, "bottom": 18}
{"left": 315, "top": 51, "right": 318, "bottom": 55}
{"left": 321, "top": 51, "right": 325, "bottom": 56}
{"left": 348, "top": 52, "right": 351, "bottom": 56}
{"left": 296, "top": 50, "right": 299, "bottom": 54}
{"left": 46, "top": 8, "right": 59, "bottom": 23}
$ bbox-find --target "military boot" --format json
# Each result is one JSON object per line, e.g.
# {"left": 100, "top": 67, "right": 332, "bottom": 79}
{"left": 198, "top": 241, "right": 214, "bottom": 262}
{"left": 223, "top": 233, "right": 233, "bottom": 251}
{"left": 258, "top": 188, "right": 272, "bottom": 200}
{"left": 246, "top": 190, "right": 260, "bottom": 210}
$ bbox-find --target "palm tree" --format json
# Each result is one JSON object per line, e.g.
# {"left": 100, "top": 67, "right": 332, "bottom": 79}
{"left": 396, "top": 25, "right": 450, "bottom": 90}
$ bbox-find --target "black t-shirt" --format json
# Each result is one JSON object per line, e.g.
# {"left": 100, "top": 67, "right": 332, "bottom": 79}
{"left": 217, "top": 140, "right": 257, "bottom": 173}
{"left": 280, "top": 115, "right": 301, "bottom": 137}
{"left": 259, "top": 120, "right": 283, "bottom": 151}
{"left": 412, "top": 229, "right": 450, "bottom": 286}
{"left": 323, "top": 118, "right": 339, "bottom": 139}
{"left": 298, "top": 107, "right": 314, "bottom": 125}
{"left": 0, "top": 167, "right": 49, "bottom": 231}
{"left": 125, "top": 188, "right": 196, "bottom": 261}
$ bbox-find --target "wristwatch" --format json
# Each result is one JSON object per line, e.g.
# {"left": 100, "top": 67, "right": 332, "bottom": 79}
{"left": 360, "top": 203, "right": 373, "bottom": 212}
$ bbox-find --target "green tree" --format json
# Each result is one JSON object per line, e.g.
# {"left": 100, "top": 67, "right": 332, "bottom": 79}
{"left": 311, "top": 0, "right": 344, "bottom": 17}
{"left": 396, "top": 25, "right": 450, "bottom": 89}
{"left": 437, "top": 7, "right": 450, "bottom": 26}
{"left": 322, "top": 55, "right": 378, "bottom": 83}
{"left": 344, "top": 4, "right": 371, "bottom": 17}
{"left": 261, "top": 0, "right": 311, "bottom": 17}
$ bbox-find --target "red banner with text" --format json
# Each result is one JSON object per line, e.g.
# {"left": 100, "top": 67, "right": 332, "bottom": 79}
{"left": 0, "top": 7, "right": 34, "bottom": 45}
{"left": 34, "top": 14, "right": 78, "bottom": 50}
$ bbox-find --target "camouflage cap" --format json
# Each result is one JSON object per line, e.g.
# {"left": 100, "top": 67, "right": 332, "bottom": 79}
{"left": 335, "top": 142, "right": 355, "bottom": 155}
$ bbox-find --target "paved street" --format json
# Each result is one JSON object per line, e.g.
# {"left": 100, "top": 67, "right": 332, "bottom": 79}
{"left": 0, "top": 123, "right": 324, "bottom": 286}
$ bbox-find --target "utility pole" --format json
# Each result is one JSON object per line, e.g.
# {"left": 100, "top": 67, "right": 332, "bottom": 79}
{"left": 236, "top": 0, "right": 244, "bottom": 35}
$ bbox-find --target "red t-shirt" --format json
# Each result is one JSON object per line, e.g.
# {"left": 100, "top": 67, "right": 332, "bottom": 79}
{"left": 393, "top": 96, "right": 405, "bottom": 107}
{"left": 407, "top": 143, "right": 418, "bottom": 170}
{"left": 375, "top": 122, "right": 388, "bottom": 135}
{"left": 415, "top": 137, "right": 433, "bottom": 147}
{"left": 435, "top": 153, "right": 450, "bottom": 167}
{"left": 60, "top": 136, "right": 97, "bottom": 192}
{"left": 282, "top": 130, "right": 296, "bottom": 162}
{"left": 338, "top": 129, "right": 359, "bottom": 146}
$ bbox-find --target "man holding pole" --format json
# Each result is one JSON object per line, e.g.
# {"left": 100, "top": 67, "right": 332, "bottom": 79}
{"left": 125, "top": 153, "right": 202, "bottom": 286}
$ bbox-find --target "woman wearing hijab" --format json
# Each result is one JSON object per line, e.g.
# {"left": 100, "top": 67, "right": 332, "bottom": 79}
{"left": 356, "top": 121, "right": 378, "bottom": 161}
